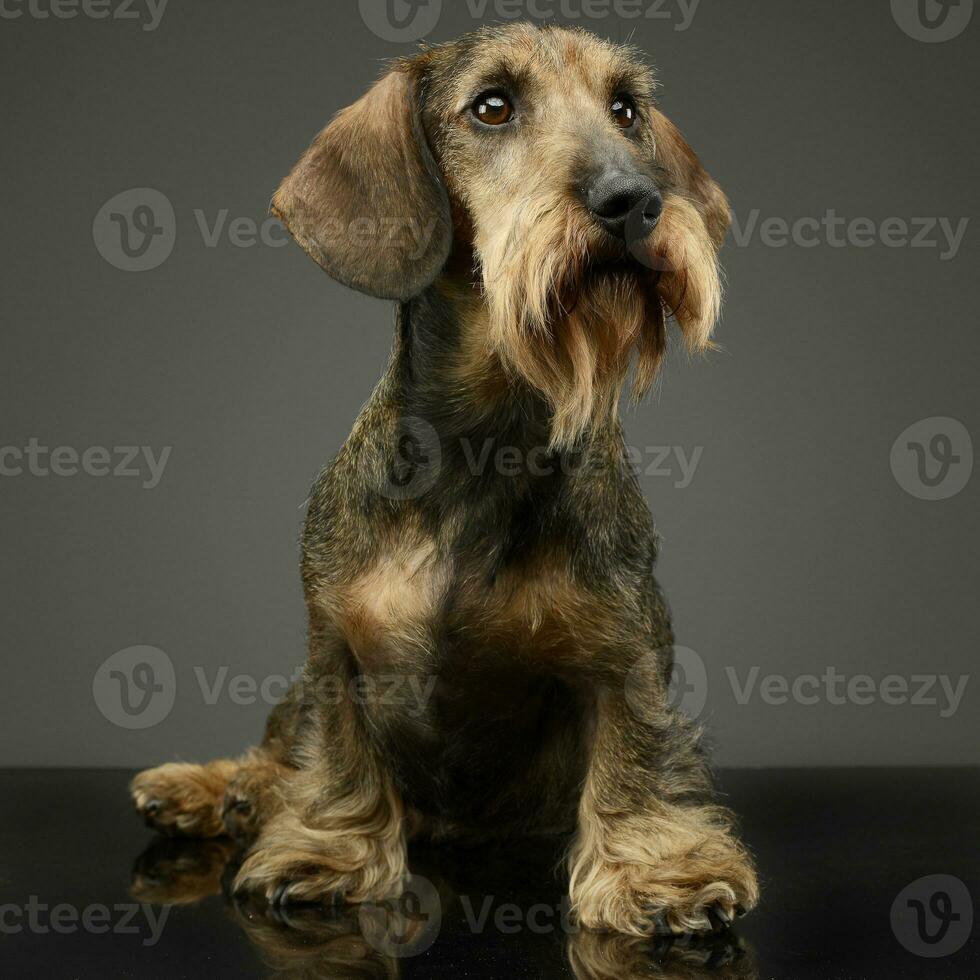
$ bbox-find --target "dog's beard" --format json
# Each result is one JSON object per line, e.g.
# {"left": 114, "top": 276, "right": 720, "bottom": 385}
{"left": 476, "top": 193, "right": 722, "bottom": 449}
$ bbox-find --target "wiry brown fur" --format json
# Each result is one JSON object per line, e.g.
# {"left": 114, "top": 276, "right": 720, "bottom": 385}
{"left": 131, "top": 23, "right": 758, "bottom": 939}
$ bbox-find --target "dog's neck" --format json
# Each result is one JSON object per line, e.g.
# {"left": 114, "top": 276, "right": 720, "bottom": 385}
{"left": 396, "top": 277, "right": 619, "bottom": 458}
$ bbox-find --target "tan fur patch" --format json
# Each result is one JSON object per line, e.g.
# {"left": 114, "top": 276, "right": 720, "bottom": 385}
{"left": 317, "top": 536, "right": 444, "bottom": 669}
{"left": 492, "top": 559, "right": 614, "bottom": 650}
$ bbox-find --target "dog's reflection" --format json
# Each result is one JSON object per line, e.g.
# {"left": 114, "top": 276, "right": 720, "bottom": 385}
{"left": 228, "top": 900, "right": 400, "bottom": 980}
{"left": 131, "top": 836, "right": 238, "bottom": 905}
{"left": 131, "top": 836, "right": 757, "bottom": 979}
{"left": 568, "top": 930, "right": 758, "bottom": 979}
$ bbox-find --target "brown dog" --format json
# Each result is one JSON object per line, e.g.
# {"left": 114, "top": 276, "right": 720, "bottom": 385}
{"left": 131, "top": 23, "right": 759, "bottom": 938}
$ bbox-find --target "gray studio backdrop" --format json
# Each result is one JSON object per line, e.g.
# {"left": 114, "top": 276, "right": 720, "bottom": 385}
{"left": 1, "top": 0, "right": 977, "bottom": 768}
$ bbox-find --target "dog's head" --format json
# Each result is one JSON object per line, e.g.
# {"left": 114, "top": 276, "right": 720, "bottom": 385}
{"left": 274, "top": 24, "right": 730, "bottom": 447}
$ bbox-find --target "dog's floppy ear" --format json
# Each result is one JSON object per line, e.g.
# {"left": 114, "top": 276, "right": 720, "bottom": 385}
{"left": 650, "top": 111, "right": 731, "bottom": 249}
{"left": 272, "top": 66, "right": 452, "bottom": 301}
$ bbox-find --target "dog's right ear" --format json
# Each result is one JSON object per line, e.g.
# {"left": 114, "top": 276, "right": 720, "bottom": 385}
{"left": 649, "top": 110, "right": 731, "bottom": 250}
{"left": 271, "top": 65, "right": 452, "bottom": 301}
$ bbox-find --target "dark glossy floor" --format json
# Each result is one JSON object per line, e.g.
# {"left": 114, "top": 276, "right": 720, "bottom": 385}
{"left": 0, "top": 769, "right": 976, "bottom": 978}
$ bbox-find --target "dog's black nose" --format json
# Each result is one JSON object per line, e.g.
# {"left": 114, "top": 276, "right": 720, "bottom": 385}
{"left": 587, "top": 173, "right": 663, "bottom": 242}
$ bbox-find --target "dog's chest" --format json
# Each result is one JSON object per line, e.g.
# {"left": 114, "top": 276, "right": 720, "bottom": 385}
{"left": 316, "top": 532, "right": 614, "bottom": 674}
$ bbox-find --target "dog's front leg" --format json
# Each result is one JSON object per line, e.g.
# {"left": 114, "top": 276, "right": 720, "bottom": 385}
{"left": 233, "top": 643, "right": 407, "bottom": 908}
{"left": 568, "top": 660, "right": 759, "bottom": 937}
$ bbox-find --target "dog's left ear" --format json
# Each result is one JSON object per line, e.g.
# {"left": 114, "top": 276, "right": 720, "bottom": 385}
{"left": 272, "top": 65, "right": 452, "bottom": 301}
{"left": 650, "top": 111, "right": 731, "bottom": 249}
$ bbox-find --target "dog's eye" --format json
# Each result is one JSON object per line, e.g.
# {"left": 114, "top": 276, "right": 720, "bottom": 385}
{"left": 611, "top": 95, "right": 637, "bottom": 129}
{"left": 473, "top": 93, "right": 514, "bottom": 126}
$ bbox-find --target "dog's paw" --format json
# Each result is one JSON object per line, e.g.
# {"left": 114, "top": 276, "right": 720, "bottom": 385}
{"left": 220, "top": 767, "right": 283, "bottom": 845}
{"left": 571, "top": 826, "right": 759, "bottom": 938}
{"left": 232, "top": 810, "right": 407, "bottom": 909}
{"left": 131, "top": 762, "right": 234, "bottom": 837}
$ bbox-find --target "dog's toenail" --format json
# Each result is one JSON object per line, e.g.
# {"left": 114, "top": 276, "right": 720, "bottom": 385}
{"left": 708, "top": 907, "right": 729, "bottom": 932}
{"left": 271, "top": 881, "right": 294, "bottom": 908}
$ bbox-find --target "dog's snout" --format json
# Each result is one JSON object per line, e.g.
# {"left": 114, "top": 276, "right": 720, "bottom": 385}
{"left": 586, "top": 173, "right": 662, "bottom": 241}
